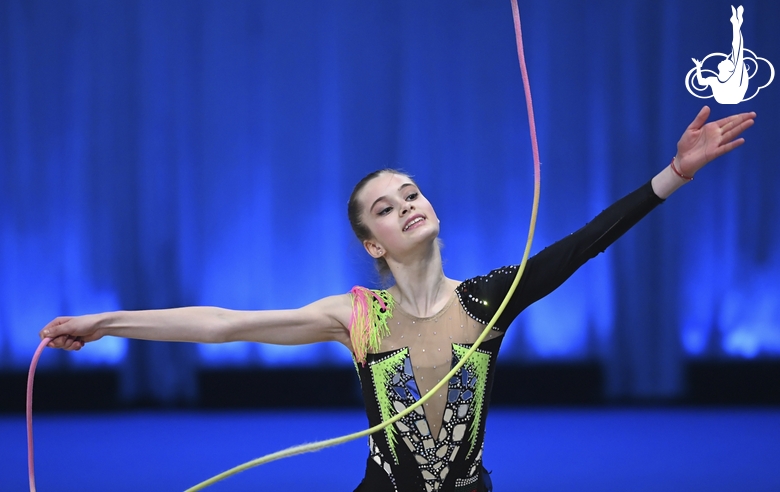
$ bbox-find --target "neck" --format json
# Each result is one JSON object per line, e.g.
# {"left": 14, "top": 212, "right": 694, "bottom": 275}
{"left": 385, "top": 242, "right": 453, "bottom": 318}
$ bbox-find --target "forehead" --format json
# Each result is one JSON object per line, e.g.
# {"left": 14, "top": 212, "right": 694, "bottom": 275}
{"left": 359, "top": 172, "right": 414, "bottom": 206}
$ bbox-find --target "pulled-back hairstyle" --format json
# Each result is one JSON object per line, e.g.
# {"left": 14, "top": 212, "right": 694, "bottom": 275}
{"left": 347, "top": 169, "right": 412, "bottom": 280}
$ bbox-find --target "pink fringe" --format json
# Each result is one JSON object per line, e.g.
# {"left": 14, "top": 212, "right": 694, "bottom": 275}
{"left": 349, "top": 286, "right": 390, "bottom": 365}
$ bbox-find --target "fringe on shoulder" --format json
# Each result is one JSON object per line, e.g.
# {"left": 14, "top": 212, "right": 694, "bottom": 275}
{"left": 349, "top": 286, "right": 395, "bottom": 365}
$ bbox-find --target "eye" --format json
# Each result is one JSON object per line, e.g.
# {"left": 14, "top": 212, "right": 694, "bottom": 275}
{"left": 378, "top": 206, "right": 392, "bottom": 216}
{"left": 406, "top": 192, "right": 418, "bottom": 201}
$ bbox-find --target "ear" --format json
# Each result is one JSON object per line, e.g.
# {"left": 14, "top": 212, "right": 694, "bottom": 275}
{"left": 363, "top": 239, "right": 385, "bottom": 259}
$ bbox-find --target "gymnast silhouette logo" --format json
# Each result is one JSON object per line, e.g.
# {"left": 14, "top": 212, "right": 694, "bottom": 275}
{"left": 685, "top": 5, "right": 774, "bottom": 104}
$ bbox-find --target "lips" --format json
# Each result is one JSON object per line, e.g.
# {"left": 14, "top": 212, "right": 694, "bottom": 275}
{"left": 403, "top": 214, "right": 426, "bottom": 231}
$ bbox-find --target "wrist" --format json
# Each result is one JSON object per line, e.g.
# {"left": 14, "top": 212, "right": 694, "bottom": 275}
{"left": 670, "top": 156, "right": 694, "bottom": 181}
{"left": 652, "top": 159, "right": 690, "bottom": 199}
{"left": 92, "top": 311, "right": 118, "bottom": 337}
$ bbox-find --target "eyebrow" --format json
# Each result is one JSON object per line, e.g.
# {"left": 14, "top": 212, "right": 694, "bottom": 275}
{"left": 370, "top": 182, "right": 416, "bottom": 212}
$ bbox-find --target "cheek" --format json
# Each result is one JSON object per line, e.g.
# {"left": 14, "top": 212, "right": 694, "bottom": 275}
{"left": 363, "top": 215, "right": 393, "bottom": 242}
{"left": 373, "top": 219, "right": 398, "bottom": 240}
{"left": 421, "top": 199, "right": 437, "bottom": 219}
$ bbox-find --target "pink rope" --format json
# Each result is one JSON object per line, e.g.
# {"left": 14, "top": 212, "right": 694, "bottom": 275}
{"left": 510, "top": 0, "right": 542, "bottom": 186}
{"left": 26, "top": 5, "right": 540, "bottom": 491}
{"left": 27, "top": 337, "right": 51, "bottom": 492}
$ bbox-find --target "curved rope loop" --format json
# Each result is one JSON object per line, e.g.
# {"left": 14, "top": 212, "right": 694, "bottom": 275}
{"left": 185, "top": 0, "right": 540, "bottom": 489}
{"left": 27, "top": 2, "right": 539, "bottom": 491}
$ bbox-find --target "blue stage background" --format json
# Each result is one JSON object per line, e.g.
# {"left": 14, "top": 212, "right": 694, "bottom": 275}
{"left": 1, "top": 0, "right": 779, "bottom": 402}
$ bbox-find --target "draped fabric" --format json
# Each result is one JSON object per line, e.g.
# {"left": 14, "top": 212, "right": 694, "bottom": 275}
{"left": 1, "top": 0, "right": 778, "bottom": 402}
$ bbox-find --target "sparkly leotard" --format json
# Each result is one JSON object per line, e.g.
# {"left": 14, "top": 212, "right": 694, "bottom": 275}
{"left": 352, "top": 181, "right": 663, "bottom": 492}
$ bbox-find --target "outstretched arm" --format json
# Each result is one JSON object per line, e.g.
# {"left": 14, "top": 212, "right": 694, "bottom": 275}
{"left": 651, "top": 105, "right": 755, "bottom": 198}
{"left": 460, "top": 179, "right": 664, "bottom": 331}
{"left": 40, "top": 295, "right": 354, "bottom": 351}
{"left": 463, "top": 106, "right": 757, "bottom": 329}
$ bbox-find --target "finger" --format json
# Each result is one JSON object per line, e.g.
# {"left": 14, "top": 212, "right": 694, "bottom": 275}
{"left": 63, "top": 336, "right": 84, "bottom": 351}
{"left": 47, "top": 335, "right": 67, "bottom": 349}
{"left": 720, "top": 117, "right": 755, "bottom": 142}
{"left": 688, "top": 106, "right": 710, "bottom": 130}
{"left": 713, "top": 137, "right": 746, "bottom": 159}
{"left": 40, "top": 322, "right": 56, "bottom": 340}
{"left": 715, "top": 111, "right": 756, "bottom": 128}
{"left": 41, "top": 317, "right": 70, "bottom": 340}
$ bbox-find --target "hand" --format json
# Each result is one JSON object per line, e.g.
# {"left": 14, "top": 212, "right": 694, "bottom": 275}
{"left": 691, "top": 58, "right": 702, "bottom": 67}
{"left": 40, "top": 315, "right": 104, "bottom": 351}
{"left": 674, "top": 106, "right": 756, "bottom": 177}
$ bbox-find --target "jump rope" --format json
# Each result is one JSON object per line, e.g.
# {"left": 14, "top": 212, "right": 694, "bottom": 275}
{"left": 26, "top": 1, "right": 540, "bottom": 490}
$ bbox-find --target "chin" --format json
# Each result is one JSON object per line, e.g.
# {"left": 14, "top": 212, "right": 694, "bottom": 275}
{"left": 419, "top": 225, "right": 441, "bottom": 245}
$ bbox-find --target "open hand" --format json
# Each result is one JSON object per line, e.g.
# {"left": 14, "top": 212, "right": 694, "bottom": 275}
{"left": 675, "top": 106, "right": 756, "bottom": 177}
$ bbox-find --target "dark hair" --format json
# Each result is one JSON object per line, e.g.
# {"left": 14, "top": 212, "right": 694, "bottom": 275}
{"left": 347, "top": 169, "right": 412, "bottom": 279}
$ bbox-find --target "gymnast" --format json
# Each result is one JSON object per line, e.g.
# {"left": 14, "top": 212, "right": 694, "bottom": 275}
{"left": 41, "top": 106, "right": 755, "bottom": 491}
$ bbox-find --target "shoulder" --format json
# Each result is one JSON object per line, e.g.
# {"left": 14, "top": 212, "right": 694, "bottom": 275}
{"left": 347, "top": 286, "right": 396, "bottom": 364}
{"left": 348, "top": 286, "right": 395, "bottom": 319}
{"left": 301, "top": 293, "right": 353, "bottom": 329}
{"left": 455, "top": 265, "right": 519, "bottom": 325}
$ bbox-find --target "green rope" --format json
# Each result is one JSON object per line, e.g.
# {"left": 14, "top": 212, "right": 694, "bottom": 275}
{"left": 185, "top": 1, "right": 539, "bottom": 489}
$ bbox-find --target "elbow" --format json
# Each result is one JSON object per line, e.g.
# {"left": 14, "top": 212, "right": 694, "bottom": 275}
{"left": 207, "top": 308, "right": 236, "bottom": 344}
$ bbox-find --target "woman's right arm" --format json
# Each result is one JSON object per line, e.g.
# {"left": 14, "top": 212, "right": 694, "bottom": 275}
{"left": 40, "top": 294, "right": 354, "bottom": 351}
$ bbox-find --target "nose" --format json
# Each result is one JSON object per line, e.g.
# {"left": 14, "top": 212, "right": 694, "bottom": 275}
{"left": 400, "top": 202, "right": 414, "bottom": 215}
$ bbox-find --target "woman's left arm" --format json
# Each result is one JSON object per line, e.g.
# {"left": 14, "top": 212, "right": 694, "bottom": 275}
{"left": 458, "top": 106, "right": 756, "bottom": 330}
{"left": 652, "top": 106, "right": 756, "bottom": 199}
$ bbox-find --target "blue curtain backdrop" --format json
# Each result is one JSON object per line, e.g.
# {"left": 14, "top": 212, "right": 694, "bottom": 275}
{"left": 1, "top": 0, "right": 778, "bottom": 402}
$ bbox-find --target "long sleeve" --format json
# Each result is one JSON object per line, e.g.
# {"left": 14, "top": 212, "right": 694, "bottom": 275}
{"left": 456, "top": 180, "right": 664, "bottom": 330}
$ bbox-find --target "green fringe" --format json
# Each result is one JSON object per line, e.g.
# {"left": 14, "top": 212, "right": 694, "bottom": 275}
{"left": 367, "top": 289, "right": 394, "bottom": 353}
{"left": 368, "top": 348, "right": 408, "bottom": 464}
{"left": 350, "top": 287, "right": 395, "bottom": 365}
{"left": 453, "top": 344, "right": 491, "bottom": 459}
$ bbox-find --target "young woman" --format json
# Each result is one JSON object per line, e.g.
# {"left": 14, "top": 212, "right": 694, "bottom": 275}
{"left": 41, "top": 106, "right": 755, "bottom": 492}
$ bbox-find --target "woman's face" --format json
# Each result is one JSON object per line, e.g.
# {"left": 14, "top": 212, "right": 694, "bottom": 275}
{"left": 357, "top": 172, "right": 440, "bottom": 260}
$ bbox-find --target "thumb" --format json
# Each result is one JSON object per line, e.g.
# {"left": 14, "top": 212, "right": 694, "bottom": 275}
{"left": 40, "top": 316, "right": 72, "bottom": 340}
{"left": 687, "top": 106, "right": 710, "bottom": 130}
